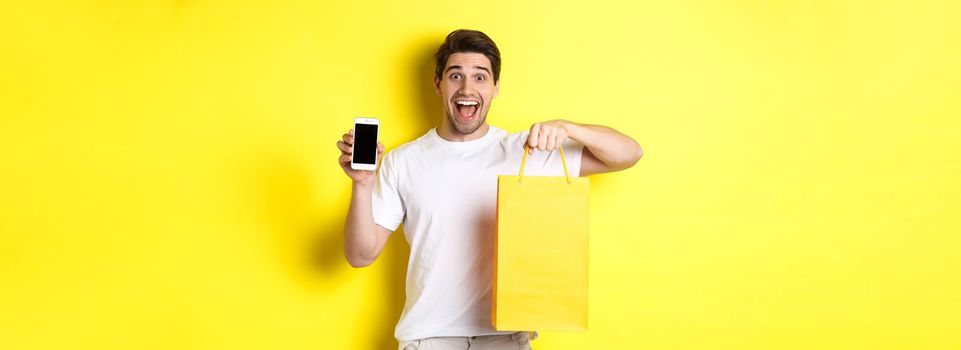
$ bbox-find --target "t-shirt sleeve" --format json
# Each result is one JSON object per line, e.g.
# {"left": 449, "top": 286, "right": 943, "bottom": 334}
{"left": 371, "top": 151, "right": 405, "bottom": 231}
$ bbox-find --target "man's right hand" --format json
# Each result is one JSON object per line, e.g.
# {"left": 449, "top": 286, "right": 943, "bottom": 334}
{"left": 337, "top": 128, "right": 385, "bottom": 187}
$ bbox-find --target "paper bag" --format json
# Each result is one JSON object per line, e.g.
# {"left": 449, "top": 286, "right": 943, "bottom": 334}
{"left": 493, "top": 145, "right": 590, "bottom": 331}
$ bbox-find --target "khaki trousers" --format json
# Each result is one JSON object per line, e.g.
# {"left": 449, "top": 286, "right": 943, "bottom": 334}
{"left": 399, "top": 331, "right": 536, "bottom": 350}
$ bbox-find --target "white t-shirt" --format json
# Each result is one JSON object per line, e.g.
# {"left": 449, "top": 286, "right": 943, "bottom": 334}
{"left": 371, "top": 125, "right": 584, "bottom": 342}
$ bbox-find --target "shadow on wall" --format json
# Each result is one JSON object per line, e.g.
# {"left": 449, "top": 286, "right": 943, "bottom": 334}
{"left": 251, "top": 143, "right": 409, "bottom": 348}
{"left": 409, "top": 36, "right": 446, "bottom": 139}
{"left": 249, "top": 32, "right": 448, "bottom": 348}
{"left": 308, "top": 37, "right": 445, "bottom": 349}
{"left": 362, "top": 34, "right": 446, "bottom": 350}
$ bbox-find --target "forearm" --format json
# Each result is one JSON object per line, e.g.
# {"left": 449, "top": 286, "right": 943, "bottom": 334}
{"left": 565, "top": 121, "right": 643, "bottom": 168}
{"left": 344, "top": 182, "right": 380, "bottom": 266}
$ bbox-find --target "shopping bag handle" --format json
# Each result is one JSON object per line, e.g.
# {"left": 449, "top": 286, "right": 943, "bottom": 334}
{"left": 519, "top": 145, "right": 572, "bottom": 184}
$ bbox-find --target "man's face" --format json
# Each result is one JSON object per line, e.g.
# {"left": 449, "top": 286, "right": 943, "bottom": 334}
{"left": 434, "top": 52, "right": 499, "bottom": 135}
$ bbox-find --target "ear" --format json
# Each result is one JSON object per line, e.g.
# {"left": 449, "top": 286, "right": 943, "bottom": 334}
{"left": 433, "top": 76, "right": 442, "bottom": 96}
{"left": 493, "top": 79, "right": 499, "bottom": 99}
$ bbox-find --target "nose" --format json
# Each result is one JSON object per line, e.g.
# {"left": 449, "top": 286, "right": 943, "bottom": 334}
{"left": 457, "top": 79, "right": 477, "bottom": 96}
{"left": 457, "top": 80, "right": 477, "bottom": 95}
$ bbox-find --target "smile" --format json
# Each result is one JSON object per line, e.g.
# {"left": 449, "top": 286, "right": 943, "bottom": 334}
{"left": 454, "top": 99, "right": 480, "bottom": 120}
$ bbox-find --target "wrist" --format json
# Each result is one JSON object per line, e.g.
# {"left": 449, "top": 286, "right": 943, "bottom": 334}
{"left": 353, "top": 180, "right": 374, "bottom": 191}
{"left": 563, "top": 120, "right": 583, "bottom": 141}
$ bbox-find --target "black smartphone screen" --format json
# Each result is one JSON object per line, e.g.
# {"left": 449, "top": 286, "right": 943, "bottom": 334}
{"left": 353, "top": 123, "right": 378, "bottom": 165}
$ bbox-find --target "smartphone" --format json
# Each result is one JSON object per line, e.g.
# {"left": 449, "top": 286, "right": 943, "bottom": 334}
{"left": 350, "top": 117, "right": 379, "bottom": 171}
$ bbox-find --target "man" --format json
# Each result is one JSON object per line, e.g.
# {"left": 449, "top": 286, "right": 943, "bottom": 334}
{"left": 336, "top": 29, "right": 642, "bottom": 349}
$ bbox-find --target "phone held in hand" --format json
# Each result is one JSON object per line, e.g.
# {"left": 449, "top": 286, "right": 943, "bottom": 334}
{"left": 351, "top": 117, "right": 379, "bottom": 171}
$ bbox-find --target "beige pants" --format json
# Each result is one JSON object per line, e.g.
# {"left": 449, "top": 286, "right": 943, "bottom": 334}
{"left": 399, "top": 331, "right": 536, "bottom": 350}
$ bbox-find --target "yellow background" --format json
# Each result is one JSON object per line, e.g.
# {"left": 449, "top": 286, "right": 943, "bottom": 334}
{"left": 2, "top": 1, "right": 959, "bottom": 349}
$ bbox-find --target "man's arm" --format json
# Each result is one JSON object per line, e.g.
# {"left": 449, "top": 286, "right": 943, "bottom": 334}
{"left": 337, "top": 129, "right": 392, "bottom": 268}
{"left": 527, "top": 119, "right": 643, "bottom": 177}
{"left": 344, "top": 182, "right": 393, "bottom": 267}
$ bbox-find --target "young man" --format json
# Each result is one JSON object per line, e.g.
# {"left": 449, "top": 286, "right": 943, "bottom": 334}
{"left": 336, "top": 29, "right": 642, "bottom": 349}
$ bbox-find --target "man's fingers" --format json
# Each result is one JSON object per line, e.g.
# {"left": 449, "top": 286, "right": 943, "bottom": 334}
{"left": 342, "top": 133, "right": 353, "bottom": 145}
{"left": 537, "top": 130, "right": 549, "bottom": 151}
{"left": 545, "top": 129, "right": 556, "bottom": 150}
{"left": 339, "top": 154, "right": 351, "bottom": 166}
{"left": 377, "top": 142, "right": 385, "bottom": 154}
{"left": 528, "top": 124, "right": 541, "bottom": 150}
{"left": 337, "top": 140, "right": 352, "bottom": 154}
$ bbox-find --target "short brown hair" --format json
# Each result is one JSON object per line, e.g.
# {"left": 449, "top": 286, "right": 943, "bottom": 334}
{"left": 434, "top": 29, "right": 501, "bottom": 82}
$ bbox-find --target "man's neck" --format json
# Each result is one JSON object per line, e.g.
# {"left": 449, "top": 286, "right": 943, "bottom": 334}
{"left": 437, "top": 122, "right": 490, "bottom": 142}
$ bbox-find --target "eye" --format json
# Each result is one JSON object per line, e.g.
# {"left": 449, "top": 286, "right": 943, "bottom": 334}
{"left": 476, "top": 75, "right": 486, "bottom": 81}
{"left": 449, "top": 73, "right": 462, "bottom": 80}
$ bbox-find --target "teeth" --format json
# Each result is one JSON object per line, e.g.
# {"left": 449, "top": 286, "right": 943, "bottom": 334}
{"left": 455, "top": 100, "right": 479, "bottom": 106}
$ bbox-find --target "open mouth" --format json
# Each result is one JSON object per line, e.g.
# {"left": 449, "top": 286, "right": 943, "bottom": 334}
{"left": 454, "top": 99, "right": 480, "bottom": 120}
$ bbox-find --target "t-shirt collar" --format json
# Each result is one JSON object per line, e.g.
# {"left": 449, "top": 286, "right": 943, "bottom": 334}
{"left": 429, "top": 125, "right": 500, "bottom": 151}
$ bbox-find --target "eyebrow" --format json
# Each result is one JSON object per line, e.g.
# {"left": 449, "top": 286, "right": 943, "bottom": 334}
{"left": 444, "top": 65, "right": 492, "bottom": 75}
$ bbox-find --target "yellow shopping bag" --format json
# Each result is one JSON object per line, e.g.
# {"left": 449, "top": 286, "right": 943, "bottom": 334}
{"left": 493, "top": 145, "right": 590, "bottom": 331}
